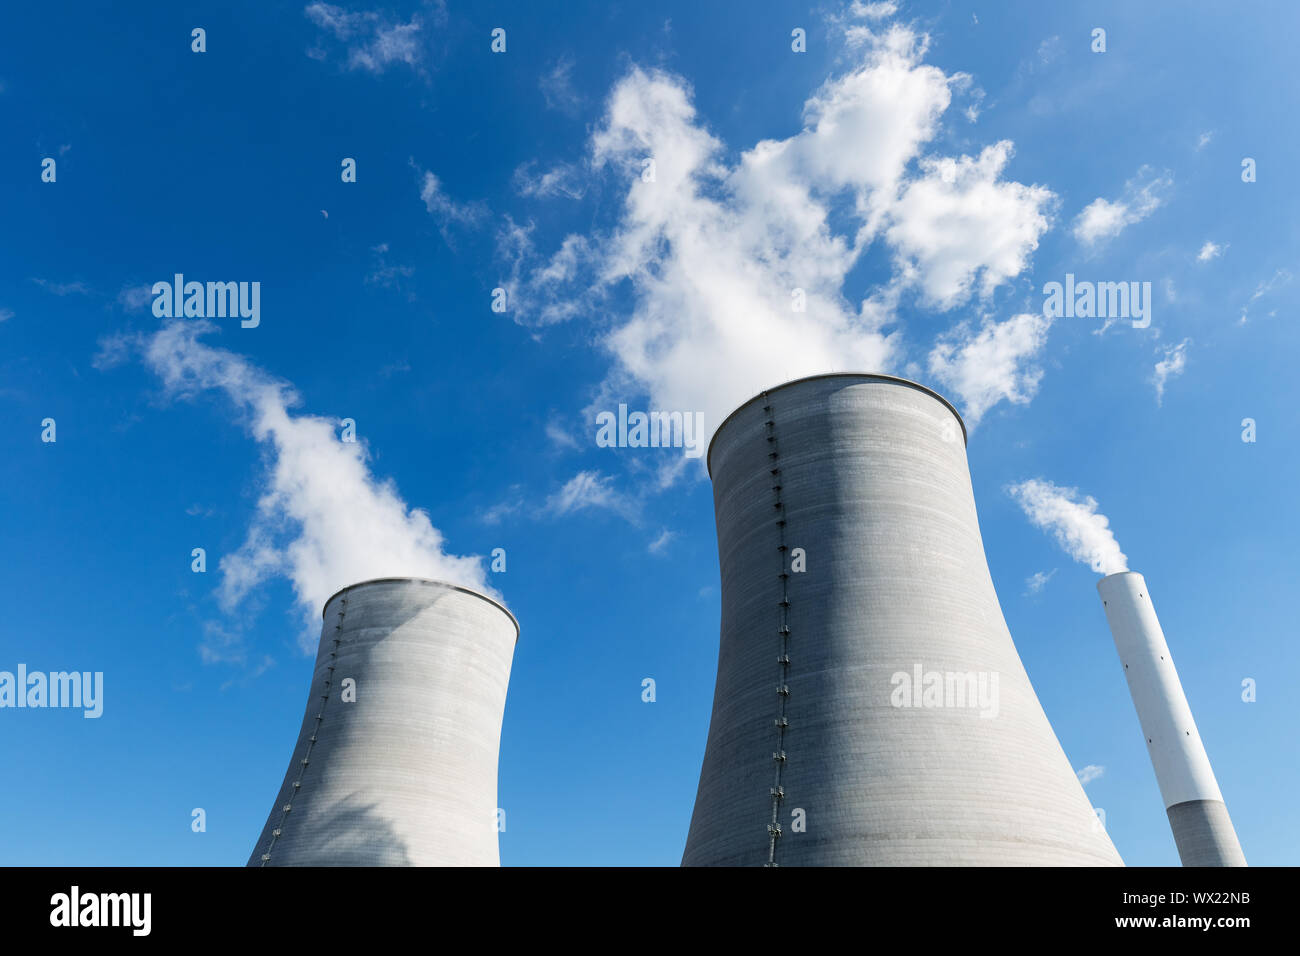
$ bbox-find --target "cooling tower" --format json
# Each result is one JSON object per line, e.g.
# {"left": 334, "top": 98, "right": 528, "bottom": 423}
{"left": 247, "top": 578, "right": 518, "bottom": 867}
{"left": 682, "top": 373, "right": 1121, "bottom": 866}
{"left": 1097, "top": 572, "right": 1246, "bottom": 866}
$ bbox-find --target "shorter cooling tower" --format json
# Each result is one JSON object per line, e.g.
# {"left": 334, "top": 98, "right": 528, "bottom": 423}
{"left": 683, "top": 373, "right": 1121, "bottom": 866}
{"left": 247, "top": 578, "right": 518, "bottom": 867}
{"left": 1097, "top": 571, "right": 1246, "bottom": 867}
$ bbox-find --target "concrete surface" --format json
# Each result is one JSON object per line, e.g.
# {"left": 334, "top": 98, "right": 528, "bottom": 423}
{"left": 247, "top": 578, "right": 518, "bottom": 867}
{"left": 683, "top": 374, "right": 1122, "bottom": 866}
{"left": 1098, "top": 571, "right": 1246, "bottom": 867}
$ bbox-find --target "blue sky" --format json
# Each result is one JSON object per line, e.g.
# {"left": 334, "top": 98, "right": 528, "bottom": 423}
{"left": 1, "top": 0, "right": 1295, "bottom": 866}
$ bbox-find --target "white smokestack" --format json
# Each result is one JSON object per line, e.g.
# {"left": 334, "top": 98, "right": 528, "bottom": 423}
{"left": 1011, "top": 479, "right": 1246, "bottom": 865}
{"left": 1097, "top": 572, "right": 1246, "bottom": 866}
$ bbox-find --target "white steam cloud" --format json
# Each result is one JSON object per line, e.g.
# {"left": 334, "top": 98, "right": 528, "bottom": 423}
{"left": 928, "top": 312, "right": 1052, "bottom": 426}
{"left": 503, "top": 17, "right": 1057, "bottom": 443}
{"left": 1007, "top": 478, "right": 1128, "bottom": 575}
{"left": 1072, "top": 166, "right": 1172, "bottom": 247}
{"left": 145, "top": 320, "right": 491, "bottom": 650}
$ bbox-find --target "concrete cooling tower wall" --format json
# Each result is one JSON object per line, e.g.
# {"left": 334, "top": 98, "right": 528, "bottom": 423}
{"left": 682, "top": 373, "right": 1122, "bottom": 866}
{"left": 247, "top": 578, "right": 518, "bottom": 867}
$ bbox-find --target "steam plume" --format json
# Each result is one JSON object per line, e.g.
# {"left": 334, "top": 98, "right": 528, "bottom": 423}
{"left": 1008, "top": 478, "right": 1128, "bottom": 575}
{"left": 145, "top": 320, "right": 491, "bottom": 649}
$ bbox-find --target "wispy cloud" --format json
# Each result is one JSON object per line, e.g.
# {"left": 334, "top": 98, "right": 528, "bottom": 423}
{"left": 0, "top": 308, "right": 12, "bottom": 323}
{"left": 31, "top": 278, "right": 92, "bottom": 296}
{"left": 544, "top": 470, "right": 639, "bottom": 522}
{"left": 1196, "top": 241, "right": 1224, "bottom": 263}
{"left": 219, "top": 654, "right": 276, "bottom": 691}
{"left": 1239, "top": 268, "right": 1292, "bottom": 324}
{"left": 545, "top": 419, "right": 581, "bottom": 450}
{"left": 850, "top": 1, "right": 898, "bottom": 17}
{"left": 1073, "top": 166, "right": 1172, "bottom": 247}
{"left": 480, "top": 485, "right": 525, "bottom": 526}
{"left": 1153, "top": 339, "right": 1189, "bottom": 406}
{"left": 200, "top": 620, "right": 248, "bottom": 665}
{"left": 304, "top": 2, "right": 437, "bottom": 74}
{"left": 117, "top": 284, "right": 154, "bottom": 310}
{"left": 539, "top": 56, "right": 583, "bottom": 116}
{"left": 513, "top": 160, "right": 586, "bottom": 200}
{"left": 1024, "top": 568, "right": 1057, "bottom": 595}
{"left": 415, "top": 166, "right": 486, "bottom": 242}
{"left": 365, "top": 242, "right": 414, "bottom": 290}
{"left": 92, "top": 330, "right": 136, "bottom": 370}
{"left": 1034, "top": 35, "right": 1063, "bottom": 67}
{"left": 1196, "top": 131, "right": 1214, "bottom": 151}
{"left": 647, "top": 528, "right": 675, "bottom": 554}
{"left": 1076, "top": 764, "right": 1105, "bottom": 786}
{"left": 1008, "top": 478, "right": 1128, "bottom": 575}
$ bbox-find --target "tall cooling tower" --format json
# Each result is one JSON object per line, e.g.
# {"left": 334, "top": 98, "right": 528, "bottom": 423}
{"left": 1097, "top": 572, "right": 1246, "bottom": 866}
{"left": 682, "top": 373, "right": 1121, "bottom": 866}
{"left": 247, "top": 578, "right": 518, "bottom": 867}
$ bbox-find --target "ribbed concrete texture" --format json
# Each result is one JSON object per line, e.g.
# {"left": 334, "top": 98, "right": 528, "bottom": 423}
{"left": 1166, "top": 800, "right": 1248, "bottom": 867}
{"left": 683, "top": 374, "right": 1121, "bottom": 867}
{"left": 247, "top": 578, "right": 518, "bottom": 867}
{"left": 1098, "top": 572, "right": 1246, "bottom": 867}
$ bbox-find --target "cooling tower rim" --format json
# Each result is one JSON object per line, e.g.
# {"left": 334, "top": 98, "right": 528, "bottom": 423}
{"left": 706, "top": 372, "right": 968, "bottom": 477}
{"left": 320, "top": 577, "right": 520, "bottom": 639}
